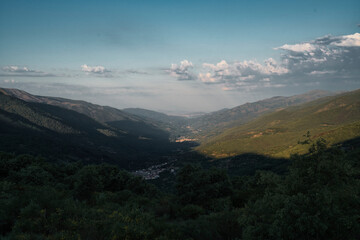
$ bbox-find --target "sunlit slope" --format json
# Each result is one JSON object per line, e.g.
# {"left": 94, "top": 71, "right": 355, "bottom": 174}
{"left": 188, "top": 90, "right": 333, "bottom": 140}
{"left": 197, "top": 89, "right": 360, "bottom": 158}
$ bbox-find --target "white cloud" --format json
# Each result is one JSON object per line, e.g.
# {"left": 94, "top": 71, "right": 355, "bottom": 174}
{"left": 278, "top": 32, "right": 360, "bottom": 76}
{"left": 198, "top": 58, "right": 288, "bottom": 87}
{"left": 173, "top": 32, "right": 360, "bottom": 92}
{"left": 199, "top": 72, "right": 217, "bottom": 83}
{"left": 331, "top": 33, "right": 360, "bottom": 47}
{"left": 81, "top": 64, "right": 109, "bottom": 74}
{"left": 3, "top": 66, "right": 36, "bottom": 73}
{"left": 3, "top": 79, "right": 16, "bottom": 83}
{"left": 276, "top": 43, "right": 317, "bottom": 52}
{"left": 168, "top": 60, "right": 195, "bottom": 80}
{"left": 1, "top": 66, "right": 55, "bottom": 77}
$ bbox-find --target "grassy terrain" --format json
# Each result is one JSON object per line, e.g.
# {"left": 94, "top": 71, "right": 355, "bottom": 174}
{"left": 197, "top": 89, "right": 360, "bottom": 158}
{"left": 187, "top": 90, "right": 333, "bottom": 140}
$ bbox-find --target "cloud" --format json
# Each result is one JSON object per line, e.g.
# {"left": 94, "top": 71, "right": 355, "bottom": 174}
{"left": 308, "top": 70, "right": 335, "bottom": 75}
{"left": 3, "top": 66, "right": 37, "bottom": 73}
{"left": 125, "top": 69, "right": 148, "bottom": 75}
{"left": 81, "top": 64, "right": 110, "bottom": 74}
{"left": 168, "top": 60, "right": 195, "bottom": 80}
{"left": 177, "top": 32, "right": 360, "bottom": 91}
{"left": 276, "top": 43, "right": 317, "bottom": 52}
{"left": 0, "top": 66, "right": 56, "bottom": 77}
{"left": 198, "top": 58, "right": 288, "bottom": 91}
{"left": 331, "top": 33, "right": 360, "bottom": 47}
{"left": 277, "top": 33, "right": 360, "bottom": 77}
{"left": 3, "top": 79, "right": 16, "bottom": 83}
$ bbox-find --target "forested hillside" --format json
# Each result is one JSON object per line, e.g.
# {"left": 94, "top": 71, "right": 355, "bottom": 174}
{"left": 1, "top": 138, "right": 359, "bottom": 239}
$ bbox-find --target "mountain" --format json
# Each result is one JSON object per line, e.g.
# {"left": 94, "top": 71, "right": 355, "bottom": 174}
{"left": 0, "top": 88, "right": 178, "bottom": 140}
{"left": 1, "top": 87, "right": 354, "bottom": 168}
{"left": 123, "top": 108, "right": 185, "bottom": 123}
{"left": 0, "top": 91, "right": 188, "bottom": 169}
{"left": 187, "top": 90, "right": 335, "bottom": 141}
{"left": 0, "top": 88, "right": 141, "bottom": 123}
{"left": 123, "top": 108, "right": 190, "bottom": 140}
{"left": 197, "top": 89, "right": 360, "bottom": 158}
{"left": 121, "top": 90, "right": 334, "bottom": 142}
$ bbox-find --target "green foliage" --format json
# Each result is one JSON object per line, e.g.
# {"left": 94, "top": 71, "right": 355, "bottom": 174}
{"left": 176, "top": 165, "right": 232, "bottom": 210}
{"left": 240, "top": 140, "right": 360, "bottom": 239}
{"left": 1, "top": 138, "right": 360, "bottom": 239}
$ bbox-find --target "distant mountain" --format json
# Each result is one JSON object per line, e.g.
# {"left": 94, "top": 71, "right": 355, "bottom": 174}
{"left": 0, "top": 91, "right": 188, "bottom": 169}
{"left": 123, "top": 108, "right": 190, "bottom": 140}
{"left": 123, "top": 108, "right": 185, "bottom": 123}
{"left": 197, "top": 89, "right": 360, "bottom": 158}
{"left": 187, "top": 90, "right": 335, "bottom": 140}
{"left": 0, "top": 88, "right": 141, "bottom": 123}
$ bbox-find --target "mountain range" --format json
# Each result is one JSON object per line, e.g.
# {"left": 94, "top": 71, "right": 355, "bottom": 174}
{"left": 0, "top": 87, "right": 359, "bottom": 172}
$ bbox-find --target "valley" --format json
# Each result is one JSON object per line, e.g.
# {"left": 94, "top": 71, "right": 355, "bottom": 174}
{"left": 1, "top": 87, "right": 360, "bottom": 239}
{"left": 1, "top": 87, "right": 359, "bottom": 176}
{"left": 2, "top": 1, "right": 359, "bottom": 238}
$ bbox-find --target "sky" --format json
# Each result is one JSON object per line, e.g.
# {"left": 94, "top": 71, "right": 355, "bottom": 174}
{"left": 0, "top": 0, "right": 359, "bottom": 114}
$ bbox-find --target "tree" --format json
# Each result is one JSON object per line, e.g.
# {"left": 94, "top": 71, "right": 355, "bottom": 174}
{"left": 240, "top": 140, "right": 360, "bottom": 239}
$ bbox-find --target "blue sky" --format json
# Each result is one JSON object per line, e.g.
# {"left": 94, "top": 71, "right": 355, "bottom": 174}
{"left": 0, "top": 0, "right": 359, "bottom": 113}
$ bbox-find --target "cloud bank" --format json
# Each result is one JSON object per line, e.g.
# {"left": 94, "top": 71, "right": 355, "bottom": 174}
{"left": 169, "top": 32, "right": 360, "bottom": 91}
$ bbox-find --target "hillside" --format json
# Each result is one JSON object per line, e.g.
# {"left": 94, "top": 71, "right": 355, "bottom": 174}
{"left": 121, "top": 90, "right": 334, "bottom": 142}
{"left": 0, "top": 88, "right": 181, "bottom": 140}
{"left": 187, "top": 90, "right": 334, "bottom": 140}
{"left": 197, "top": 89, "right": 360, "bottom": 158}
{"left": 0, "top": 92, "right": 187, "bottom": 169}
{"left": 123, "top": 108, "right": 190, "bottom": 140}
{"left": 0, "top": 88, "right": 141, "bottom": 123}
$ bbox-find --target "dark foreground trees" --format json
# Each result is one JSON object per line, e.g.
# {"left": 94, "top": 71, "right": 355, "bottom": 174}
{"left": 1, "top": 140, "right": 359, "bottom": 239}
{"left": 240, "top": 140, "right": 360, "bottom": 239}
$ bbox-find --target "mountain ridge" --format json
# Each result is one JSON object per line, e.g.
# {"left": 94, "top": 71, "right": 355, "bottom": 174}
{"left": 0, "top": 88, "right": 142, "bottom": 123}
{"left": 197, "top": 89, "right": 360, "bottom": 158}
{"left": 0, "top": 91, "right": 188, "bottom": 169}
{"left": 185, "top": 89, "right": 335, "bottom": 141}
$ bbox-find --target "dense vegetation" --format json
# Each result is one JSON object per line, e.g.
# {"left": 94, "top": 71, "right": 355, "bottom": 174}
{"left": 1, "top": 138, "right": 359, "bottom": 239}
